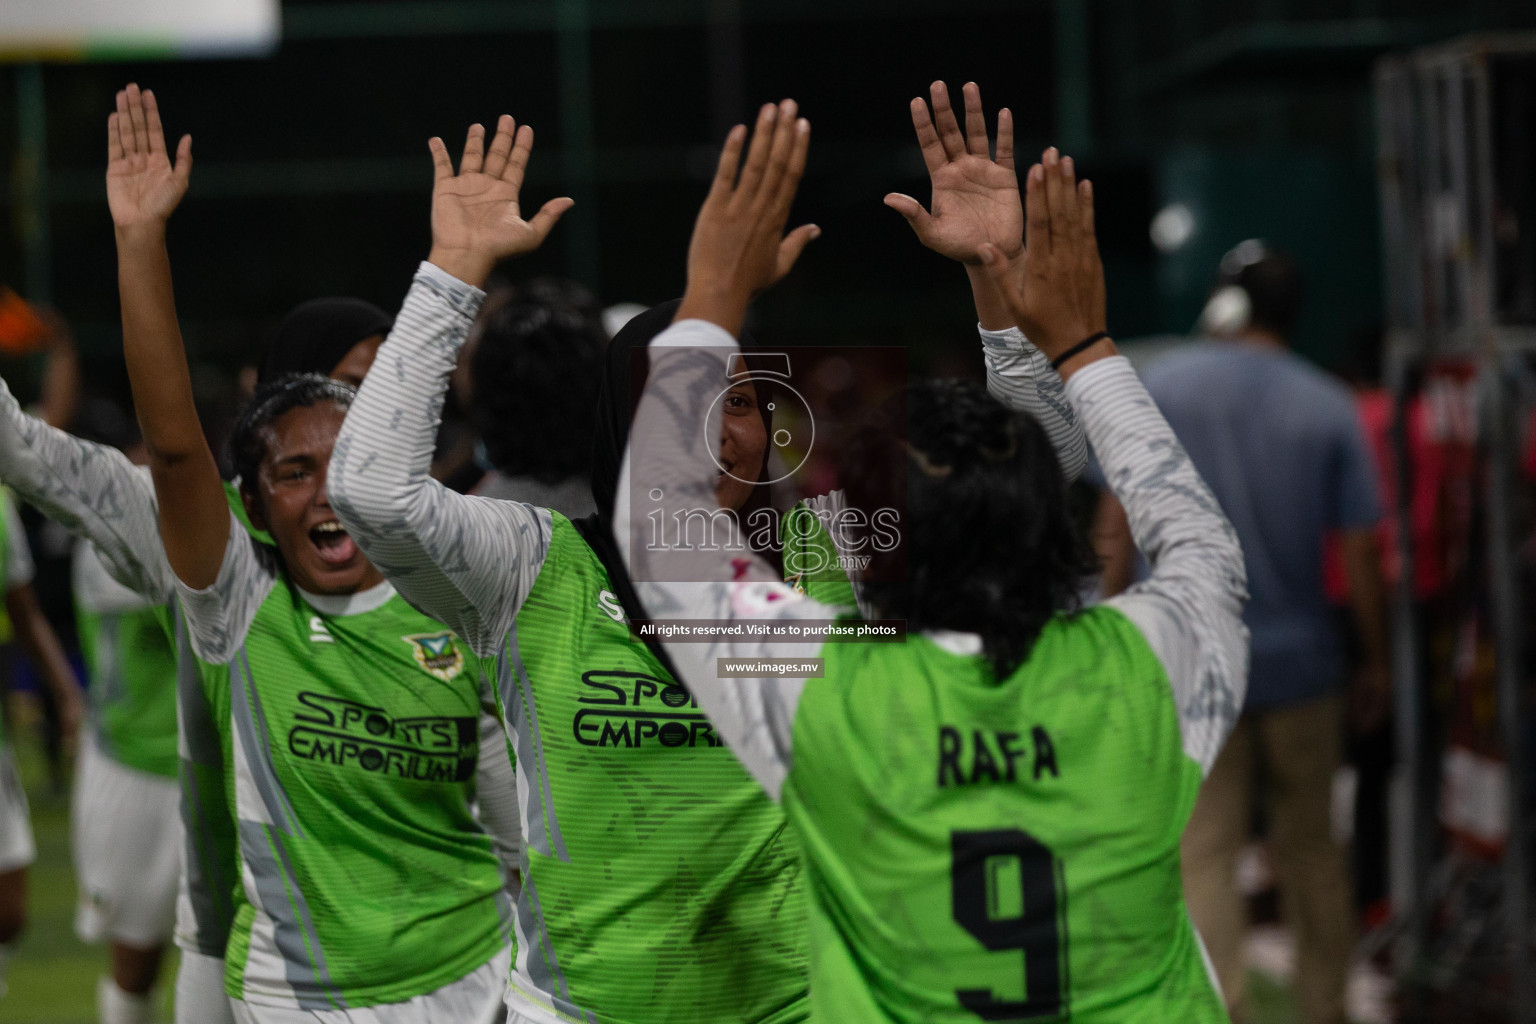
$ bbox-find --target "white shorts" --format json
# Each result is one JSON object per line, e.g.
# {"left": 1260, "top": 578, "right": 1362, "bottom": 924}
{"left": 230, "top": 945, "right": 511, "bottom": 1024}
{"left": 0, "top": 746, "right": 35, "bottom": 874}
{"left": 71, "top": 737, "right": 180, "bottom": 947}
{"left": 177, "top": 948, "right": 236, "bottom": 1024}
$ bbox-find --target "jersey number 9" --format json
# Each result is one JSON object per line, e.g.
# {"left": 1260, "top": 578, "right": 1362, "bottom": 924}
{"left": 950, "top": 828, "right": 1066, "bottom": 1020}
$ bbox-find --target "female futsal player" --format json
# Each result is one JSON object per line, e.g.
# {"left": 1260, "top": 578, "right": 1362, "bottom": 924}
{"left": 0, "top": 83, "right": 522, "bottom": 1023}
{"left": 0, "top": 86, "right": 531, "bottom": 1024}
{"left": 0, "top": 490, "right": 82, "bottom": 1006}
{"left": 328, "top": 84, "right": 1086, "bottom": 1022}
{"left": 105, "top": 82, "right": 524, "bottom": 1023}
{"left": 620, "top": 97, "right": 1248, "bottom": 1022}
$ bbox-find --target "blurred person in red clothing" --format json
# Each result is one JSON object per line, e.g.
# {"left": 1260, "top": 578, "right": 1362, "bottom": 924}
{"left": 1323, "top": 329, "right": 1452, "bottom": 928}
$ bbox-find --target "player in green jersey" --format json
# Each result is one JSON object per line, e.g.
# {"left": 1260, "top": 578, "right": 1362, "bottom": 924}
{"left": 98, "top": 82, "right": 519, "bottom": 1021}
{"left": 0, "top": 376, "right": 241, "bottom": 1024}
{"left": 0, "top": 488, "right": 85, "bottom": 1005}
{"left": 329, "top": 93, "right": 1089, "bottom": 1022}
{"left": 0, "top": 341, "right": 521, "bottom": 1024}
{"left": 620, "top": 94, "right": 1248, "bottom": 1022}
{"left": 71, "top": 534, "right": 183, "bottom": 1024}
{"left": 0, "top": 217, "right": 523, "bottom": 1024}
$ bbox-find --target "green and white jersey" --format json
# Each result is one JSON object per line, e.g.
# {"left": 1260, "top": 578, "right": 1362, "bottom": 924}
{"left": 175, "top": 591, "right": 243, "bottom": 962}
{"left": 0, "top": 382, "right": 515, "bottom": 1002}
{"left": 495, "top": 512, "right": 805, "bottom": 1023}
{"left": 329, "top": 267, "right": 1088, "bottom": 1024}
{"left": 73, "top": 539, "right": 179, "bottom": 779}
{"left": 0, "top": 388, "right": 244, "bottom": 962}
{"left": 178, "top": 527, "right": 513, "bottom": 1010}
{"left": 621, "top": 328, "right": 1250, "bottom": 1023}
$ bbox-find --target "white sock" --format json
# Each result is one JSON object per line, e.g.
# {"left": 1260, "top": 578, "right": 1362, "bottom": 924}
{"left": 99, "top": 975, "right": 153, "bottom": 1024}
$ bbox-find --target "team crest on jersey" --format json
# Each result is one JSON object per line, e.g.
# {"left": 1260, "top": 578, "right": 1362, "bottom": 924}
{"left": 402, "top": 631, "right": 464, "bottom": 682}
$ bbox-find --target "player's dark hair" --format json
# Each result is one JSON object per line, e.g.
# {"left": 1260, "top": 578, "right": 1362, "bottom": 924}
{"left": 469, "top": 292, "right": 606, "bottom": 483}
{"left": 227, "top": 373, "right": 356, "bottom": 507}
{"left": 1217, "top": 241, "right": 1304, "bottom": 340}
{"left": 841, "top": 379, "right": 1094, "bottom": 679}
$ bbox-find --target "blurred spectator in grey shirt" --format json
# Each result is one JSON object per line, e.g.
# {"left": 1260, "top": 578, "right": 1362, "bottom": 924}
{"left": 1101, "top": 241, "right": 1387, "bottom": 1024}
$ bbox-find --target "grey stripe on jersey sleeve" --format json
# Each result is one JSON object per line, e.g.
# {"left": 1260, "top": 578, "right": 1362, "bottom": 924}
{"left": 329, "top": 264, "right": 553, "bottom": 659}
{"left": 84, "top": 616, "right": 123, "bottom": 754}
{"left": 498, "top": 626, "right": 569, "bottom": 862}
{"left": 178, "top": 763, "right": 237, "bottom": 954}
{"left": 175, "top": 605, "right": 225, "bottom": 768}
{"left": 238, "top": 820, "right": 344, "bottom": 1011}
{"left": 174, "top": 601, "right": 240, "bottom": 955}
{"left": 980, "top": 325, "right": 1089, "bottom": 482}
{"left": 230, "top": 647, "right": 305, "bottom": 838}
{"left": 515, "top": 875, "right": 593, "bottom": 1024}
{"left": 1070, "top": 357, "right": 1249, "bottom": 776}
{"left": 474, "top": 701, "right": 523, "bottom": 888}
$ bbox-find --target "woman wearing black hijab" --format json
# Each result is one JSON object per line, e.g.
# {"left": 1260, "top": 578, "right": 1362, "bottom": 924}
{"left": 578, "top": 297, "right": 783, "bottom": 655}
{"left": 259, "top": 296, "right": 393, "bottom": 387}
{"left": 331, "top": 115, "right": 819, "bottom": 1024}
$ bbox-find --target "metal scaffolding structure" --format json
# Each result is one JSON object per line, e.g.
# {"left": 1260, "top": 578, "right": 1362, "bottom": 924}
{"left": 1376, "top": 32, "right": 1536, "bottom": 1024}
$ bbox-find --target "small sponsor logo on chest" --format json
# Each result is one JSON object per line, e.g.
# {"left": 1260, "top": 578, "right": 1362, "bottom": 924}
{"left": 304, "top": 616, "right": 464, "bottom": 684}
{"left": 403, "top": 631, "right": 465, "bottom": 682}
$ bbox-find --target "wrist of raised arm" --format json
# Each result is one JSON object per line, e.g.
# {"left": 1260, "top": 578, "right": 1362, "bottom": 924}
{"left": 1051, "top": 337, "right": 1118, "bottom": 380}
{"left": 965, "top": 264, "right": 1017, "bottom": 332}
{"left": 675, "top": 286, "right": 748, "bottom": 337}
{"left": 114, "top": 223, "right": 169, "bottom": 249}
{"left": 426, "top": 247, "right": 495, "bottom": 290}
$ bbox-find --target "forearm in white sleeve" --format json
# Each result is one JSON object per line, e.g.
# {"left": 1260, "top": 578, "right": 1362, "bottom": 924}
{"left": 0, "top": 376, "right": 173, "bottom": 602}
{"left": 621, "top": 319, "right": 834, "bottom": 800}
{"left": 981, "top": 325, "right": 1088, "bottom": 482}
{"left": 1072, "top": 357, "right": 1249, "bottom": 775}
{"left": 328, "top": 263, "right": 551, "bottom": 659}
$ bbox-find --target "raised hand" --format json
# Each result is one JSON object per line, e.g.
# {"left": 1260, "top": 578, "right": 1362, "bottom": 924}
{"left": 979, "top": 149, "right": 1110, "bottom": 370}
{"left": 885, "top": 82, "right": 1019, "bottom": 266}
{"left": 106, "top": 84, "right": 191, "bottom": 233}
{"left": 677, "top": 99, "right": 818, "bottom": 335}
{"left": 427, "top": 115, "right": 574, "bottom": 287}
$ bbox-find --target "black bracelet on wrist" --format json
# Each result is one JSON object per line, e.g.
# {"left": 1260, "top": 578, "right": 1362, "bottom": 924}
{"left": 1049, "top": 331, "right": 1111, "bottom": 371}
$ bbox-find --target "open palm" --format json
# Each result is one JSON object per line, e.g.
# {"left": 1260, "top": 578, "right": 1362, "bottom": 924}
{"left": 429, "top": 116, "right": 573, "bottom": 281}
{"left": 106, "top": 84, "right": 190, "bottom": 230}
{"left": 886, "top": 82, "right": 1021, "bottom": 266}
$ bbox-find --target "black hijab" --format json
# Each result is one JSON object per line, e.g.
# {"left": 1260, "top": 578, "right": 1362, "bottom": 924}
{"left": 259, "top": 297, "right": 394, "bottom": 384}
{"left": 577, "top": 301, "right": 775, "bottom": 662}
